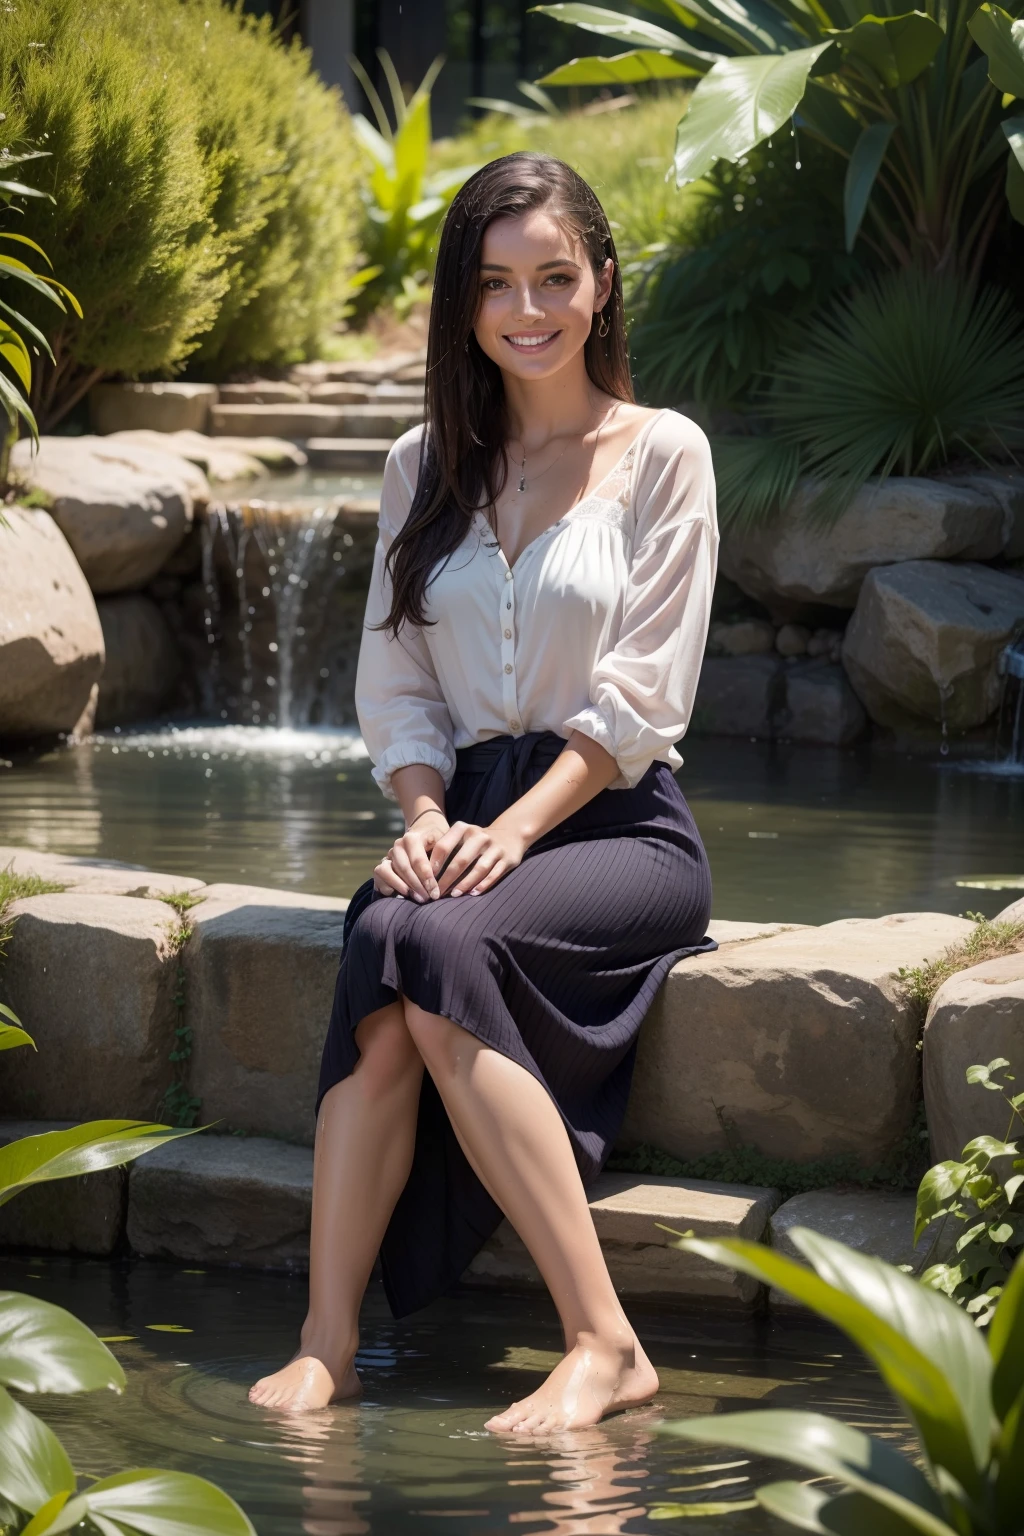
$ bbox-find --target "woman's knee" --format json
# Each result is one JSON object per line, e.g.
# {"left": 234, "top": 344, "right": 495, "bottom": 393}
{"left": 353, "top": 1004, "right": 422, "bottom": 1099}
{"left": 402, "top": 1000, "right": 469, "bottom": 1074}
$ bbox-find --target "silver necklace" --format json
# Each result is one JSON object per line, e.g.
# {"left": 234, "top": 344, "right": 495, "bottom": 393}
{"left": 514, "top": 438, "right": 569, "bottom": 494}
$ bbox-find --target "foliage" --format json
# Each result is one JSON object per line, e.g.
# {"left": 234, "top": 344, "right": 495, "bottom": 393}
{"left": 351, "top": 51, "right": 479, "bottom": 319}
{"left": 898, "top": 913, "right": 1024, "bottom": 1017}
{"left": 0, "top": 1021, "right": 249, "bottom": 1534}
{"left": 157, "top": 891, "right": 204, "bottom": 1128}
{"left": 537, "top": 0, "right": 1024, "bottom": 276}
{"left": 0, "top": 867, "right": 65, "bottom": 966}
{"left": 712, "top": 269, "right": 1024, "bottom": 525}
{"left": 914, "top": 1057, "right": 1024, "bottom": 1327}
{"left": 657, "top": 1225, "right": 1024, "bottom": 1532}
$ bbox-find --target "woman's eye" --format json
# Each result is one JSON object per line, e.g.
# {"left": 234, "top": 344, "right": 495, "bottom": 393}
{"left": 482, "top": 278, "right": 506, "bottom": 292}
{"left": 545, "top": 273, "right": 572, "bottom": 286}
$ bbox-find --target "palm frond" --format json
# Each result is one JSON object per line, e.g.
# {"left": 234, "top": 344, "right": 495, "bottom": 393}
{"left": 711, "top": 434, "right": 804, "bottom": 530}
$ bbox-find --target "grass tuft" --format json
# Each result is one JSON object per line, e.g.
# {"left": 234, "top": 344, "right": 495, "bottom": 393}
{"left": 898, "top": 913, "right": 1024, "bottom": 1018}
{"left": 0, "top": 865, "right": 67, "bottom": 965}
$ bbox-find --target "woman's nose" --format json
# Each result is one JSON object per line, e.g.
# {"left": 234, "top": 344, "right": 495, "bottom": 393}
{"left": 511, "top": 283, "right": 545, "bottom": 321}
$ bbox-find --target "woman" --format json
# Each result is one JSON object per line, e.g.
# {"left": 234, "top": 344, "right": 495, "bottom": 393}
{"left": 251, "top": 153, "right": 717, "bottom": 1430}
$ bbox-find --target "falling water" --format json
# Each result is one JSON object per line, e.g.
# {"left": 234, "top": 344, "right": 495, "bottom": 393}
{"left": 997, "top": 635, "right": 1024, "bottom": 769}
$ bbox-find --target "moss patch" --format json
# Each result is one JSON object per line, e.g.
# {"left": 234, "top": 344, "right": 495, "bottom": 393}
{"left": 157, "top": 892, "right": 205, "bottom": 1128}
{"left": 0, "top": 866, "right": 67, "bottom": 965}
{"left": 898, "top": 912, "right": 1024, "bottom": 1018}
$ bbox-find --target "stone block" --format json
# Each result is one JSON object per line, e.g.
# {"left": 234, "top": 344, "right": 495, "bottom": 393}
{"left": 776, "top": 623, "right": 810, "bottom": 657}
{"left": 202, "top": 436, "right": 307, "bottom": 469}
{"left": 217, "top": 382, "right": 306, "bottom": 406}
{"left": 923, "top": 952, "right": 1024, "bottom": 1162}
{"left": 690, "top": 655, "right": 784, "bottom": 739}
{"left": 768, "top": 1190, "right": 920, "bottom": 1307}
{"left": 842, "top": 561, "right": 1024, "bottom": 732}
{"left": 468, "top": 1172, "right": 780, "bottom": 1303}
{"left": 0, "top": 1120, "right": 125, "bottom": 1256}
{"left": 210, "top": 404, "right": 349, "bottom": 438}
{"left": 778, "top": 661, "right": 868, "bottom": 746}
{"left": 0, "top": 507, "right": 105, "bottom": 740}
{"left": 307, "top": 383, "right": 373, "bottom": 405}
{"left": 329, "top": 403, "right": 424, "bottom": 439}
{"left": 305, "top": 438, "right": 393, "bottom": 473}
{"left": 707, "top": 921, "right": 809, "bottom": 944}
{"left": 720, "top": 477, "right": 1004, "bottom": 609}
{"left": 107, "top": 430, "right": 265, "bottom": 484}
{"left": 0, "top": 894, "right": 178, "bottom": 1122}
{"left": 0, "top": 846, "right": 204, "bottom": 899}
{"left": 95, "top": 595, "right": 180, "bottom": 727}
{"left": 946, "top": 470, "right": 1024, "bottom": 560}
{"left": 90, "top": 382, "right": 216, "bottom": 436}
{"left": 621, "top": 913, "right": 974, "bottom": 1164}
{"left": 183, "top": 884, "right": 348, "bottom": 1144}
{"left": 9, "top": 437, "right": 194, "bottom": 595}
{"left": 290, "top": 350, "right": 425, "bottom": 386}
{"left": 708, "top": 619, "right": 776, "bottom": 656}
{"left": 996, "top": 896, "right": 1024, "bottom": 925}
{"left": 126, "top": 1133, "right": 312, "bottom": 1269}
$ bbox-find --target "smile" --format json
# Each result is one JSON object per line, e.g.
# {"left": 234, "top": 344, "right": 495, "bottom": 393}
{"left": 504, "top": 331, "right": 560, "bottom": 351}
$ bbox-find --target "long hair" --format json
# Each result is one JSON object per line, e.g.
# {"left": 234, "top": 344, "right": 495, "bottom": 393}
{"left": 378, "top": 152, "right": 633, "bottom": 637}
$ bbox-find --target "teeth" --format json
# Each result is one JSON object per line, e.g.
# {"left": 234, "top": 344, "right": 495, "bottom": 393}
{"left": 508, "top": 333, "right": 555, "bottom": 348}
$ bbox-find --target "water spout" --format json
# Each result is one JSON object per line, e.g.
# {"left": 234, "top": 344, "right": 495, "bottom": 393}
{"left": 997, "top": 636, "right": 1024, "bottom": 768}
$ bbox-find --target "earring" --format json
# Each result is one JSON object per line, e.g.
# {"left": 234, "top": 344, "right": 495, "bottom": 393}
{"left": 597, "top": 311, "right": 610, "bottom": 338}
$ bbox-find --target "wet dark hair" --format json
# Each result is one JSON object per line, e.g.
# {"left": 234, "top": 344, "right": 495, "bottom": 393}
{"left": 378, "top": 151, "right": 633, "bottom": 636}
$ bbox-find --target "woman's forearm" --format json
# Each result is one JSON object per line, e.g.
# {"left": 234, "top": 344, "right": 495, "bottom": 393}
{"left": 491, "top": 732, "right": 619, "bottom": 848}
{"left": 390, "top": 764, "right": 448, "bottom": 829}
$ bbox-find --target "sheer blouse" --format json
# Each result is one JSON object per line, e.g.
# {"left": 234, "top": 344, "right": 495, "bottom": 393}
{"left": 356, "top": 408, "right": 719, "bottom": 800}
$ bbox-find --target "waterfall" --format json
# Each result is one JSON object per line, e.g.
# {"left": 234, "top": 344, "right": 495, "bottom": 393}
{"left": 997, "top": 636, "right": 1024, "bottom": 769}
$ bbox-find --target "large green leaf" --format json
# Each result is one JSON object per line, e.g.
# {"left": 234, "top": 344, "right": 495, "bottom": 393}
{"left": 662, "top": 1411, "right": 950, "bottom": 1533}
{"left": 757, "top": 1480, "right": 952, "bottom": 1535}
{"left": 994, "top": 1384, "right": 1024, "bottom": 1527}
{"left": 1005, "top": 115, "right": 1024, "bottom": 174}
{"left": 675, "top": 1235, "right": 984, "bottom": 1494}
{"left": 844, "top": 120, "right": 895, "bottom": 250}
{"left": 42, "top": 1469, "right": 254, "bottom": 1536}
{"left": 0, "top": 1385, "right": 74, "bottom": 1516}
{"left": 532, "top": 4, "right": 721, "bottom": 66}
{"left": 989, "top": 1250, "right": 1024, "bottom": 1419}
{"left": 968, "top": 3, "right": 1024, "bottom": 98}
{"left": 0, "top": 1020, "right": 35, "bottom": 1052}
{"left": 539, "top": 48, "right": 701, "bottom": 84}
{"left": 833, "top": 12, "right": 943, "bottom": 89}
{"left": 1007, "top": 147, "right": 1024, "bottom": 223}
{"left": 0, "top": 1120, "right": 199, "bottom": 1207}
{"left": 673, "top": 43, "right": 835, "bottom": 185}
{"left": 914, "top": 1159, "right": 970, "bottom": 1243}
{"left": 0, "top": 1292, "right": 124, "bottom": 1394}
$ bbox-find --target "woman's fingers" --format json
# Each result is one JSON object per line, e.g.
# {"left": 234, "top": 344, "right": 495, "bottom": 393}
{"left": 468, "top": 858, "right": 508, "bottom": 896}
{"left": 452, "top": 848, "right": 502, "bottom": 896}
{"left": 389, "top": 841, "right": 432, "bottom": 901}
{"left": 373, "top": 858, "right": 407, "bottom": 897}
{"left": 397, "top": 832, "right": 439, "bottom": 899}
{"left": 436, "top": 832, "right": 487, "bottom": 896}
{"left": 430, "top": 821, "right": 471, "bottom": 875}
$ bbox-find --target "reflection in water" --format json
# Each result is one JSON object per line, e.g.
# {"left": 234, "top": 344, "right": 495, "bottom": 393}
{"left": 1, "top": 730, "right": 1022, "bottom": 922}
{"left": 1, "top": 1255, "right": 907, "bottom": 1535}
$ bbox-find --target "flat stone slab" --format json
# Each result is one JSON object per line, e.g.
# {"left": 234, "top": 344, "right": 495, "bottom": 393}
{"left": 210, "top": 404, "right": 421, "bottom": 440}
{"left": 127, "top": 1133, "right": 313, "bottom": 1269}
{"left": 769, "top": 1189, "right": 920, "bottom": 1307}
{"left": 183, "top": 884, "right": 348, "bottom": 1144}
{"left": 707, "top": 921, "right": 809, "bottom": 944}
{"left": 0, "top": 1120, "right": 125, "bottom": 1256}
{"left": 0, "top": 846, "right": 204, "bottom": 898}
{"left": 923, "top": 951, "right": 1024, "bottom": 1162}
{"left": 90, "top": 382, "right": 216, "bottom": 436}
{"left": 622, "top": 912, "right": 975, "bottom": 1164}
{"left": 305, "top": 437, "right": 395, "bottom": 472}
{"left": 469, "top": 1172, "right": 780, "bottom": 1304}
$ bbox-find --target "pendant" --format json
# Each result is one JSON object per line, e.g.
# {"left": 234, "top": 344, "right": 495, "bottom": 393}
{"left": 518, "top": 475, "right": 526, "bottom": 493}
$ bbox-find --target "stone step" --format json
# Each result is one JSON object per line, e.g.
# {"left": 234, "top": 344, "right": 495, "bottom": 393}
{"left": 767, "top": 1189, "right": 919, "bottom": 1308}
{"left": 210, "top": 403, "right": 422, "bottom": 440}
{"left": 305, "top": 437, "right": 393, "bottom": 472}
{"left": 0, "top": 1120, "right": 126, "bottom": 1256}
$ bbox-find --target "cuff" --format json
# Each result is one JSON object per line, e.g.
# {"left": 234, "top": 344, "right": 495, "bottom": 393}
{"left": 561, "top": 705, "right": 634, "bottom": 789}
{"left": 372, "top": 742, "right": 456, "bottom": 802}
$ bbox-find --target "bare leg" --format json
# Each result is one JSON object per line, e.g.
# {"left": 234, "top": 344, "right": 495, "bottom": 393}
{"left": 403, "top": 1002, "right": 659, "bottom": 1434}
{"left": 249, "top": 1003, "right": 423, "bottom": 1411}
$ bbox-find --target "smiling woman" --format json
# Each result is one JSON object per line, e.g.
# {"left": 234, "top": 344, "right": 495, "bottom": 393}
{"left": 249, "top": 153, "right": 719, "bottom": 1435}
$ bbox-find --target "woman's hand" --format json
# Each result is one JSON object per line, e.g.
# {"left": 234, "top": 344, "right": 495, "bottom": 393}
{"left": 374, "top": 810, "right": 450, "bottom": 901}
{"left": 430, "top": 818, "right": 528, "bottom": 897}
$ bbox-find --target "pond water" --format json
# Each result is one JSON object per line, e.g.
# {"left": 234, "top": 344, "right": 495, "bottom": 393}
{"left": 2, "top": 728, "right": 1023, "bottom": 923}
{"left": 219, "top": 470, "right": 385, "bottom": 504}
{"left": 1, "top": 1252, "right": 907, "bottom": 1534}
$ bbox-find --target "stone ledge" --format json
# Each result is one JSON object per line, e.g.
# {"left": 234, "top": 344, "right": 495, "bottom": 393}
{"left": 768, "top": 1188, "right": 920, "bottom": 1308}
{"left": 0, "top": 845, "right": 204, "bottom": 899}
{"left": 0, "top": 1120, "right": 126, "bottom": 1256}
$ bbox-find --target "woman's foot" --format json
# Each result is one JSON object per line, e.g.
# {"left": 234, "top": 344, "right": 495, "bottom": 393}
{"left": 484, "top": 1332, "right": 658, "bottom": 1435}
{"left": 249, "top": 1341, "right": 361, "bottom": 1412}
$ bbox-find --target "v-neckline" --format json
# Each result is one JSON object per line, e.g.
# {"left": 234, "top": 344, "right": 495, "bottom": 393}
{"left": 482, "top": 409, "right": 666, "bottom": 572}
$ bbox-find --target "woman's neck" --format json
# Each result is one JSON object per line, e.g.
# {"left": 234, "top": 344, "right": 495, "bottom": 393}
{"left": 502, "top": 356, "right": 601, "bottom": 452}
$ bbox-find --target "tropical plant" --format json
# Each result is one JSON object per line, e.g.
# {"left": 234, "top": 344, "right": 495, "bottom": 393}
{"left": 712, "top": 267, "right": 1024, "bottom": 526}
{"left": 535, "top": 0, "right": 1024, "bottom": 276}
{"left": 0, "top": 1013, "right": 251, "bottom": 1535}
{"left": 350, "top": 51, "right": 480, "bottom": 318}
{"left": 914, "top": 1057, "right": 1024, "bottom": 1328}
{"left": 656, "top": 1226, "right": 1024, "bottom": 1532}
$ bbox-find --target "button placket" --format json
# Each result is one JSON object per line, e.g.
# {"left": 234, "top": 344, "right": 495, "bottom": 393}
{"left": 498, "top": 554, "right": 521, "bottom": 734}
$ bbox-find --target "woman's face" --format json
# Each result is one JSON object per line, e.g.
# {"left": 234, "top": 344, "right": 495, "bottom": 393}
{"left": 472, "top": 207, "right": 614, "bottom": 381}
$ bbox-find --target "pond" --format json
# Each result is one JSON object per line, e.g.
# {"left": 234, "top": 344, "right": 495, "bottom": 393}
{"left": 1, "top": 728, "right": 1022, "bottom": 924}
{"left": 1, "top": 1252, "right": 907, "bottom": 1534}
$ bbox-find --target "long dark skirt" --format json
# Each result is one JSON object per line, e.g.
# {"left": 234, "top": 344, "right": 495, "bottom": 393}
{"left": 317, "top": 731, "right": 714, "bottom": 1318}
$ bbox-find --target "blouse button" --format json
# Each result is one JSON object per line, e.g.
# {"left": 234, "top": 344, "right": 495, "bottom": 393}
{"left": 504, "top": 663, "right": 513, "bottom": 674}
{"left": 504, "top": 628, "right": 512, "bottom": 639}
{"left": 504, "top": 571, "right": 513, "bottom": 582}
{"left": 509, "top": 719, "right": 520, "bottom": 731}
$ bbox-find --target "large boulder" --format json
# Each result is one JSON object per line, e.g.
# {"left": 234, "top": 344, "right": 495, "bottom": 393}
{"left": 0, "top": 894, "right": 178, "bottom": 1121}
{"left": 947, "top": 470, "right": 1024, "bottom": 561}
{"left": 922, "top": 952, "right": 1024, "bottom": 1162}
{"left": 691, "top": 656, "right": 784, "bottom": 739}
{"left": 768, "top": 1189, "right": 921, "bottom": 1306}
{"left": 842, "top": 561, "right": 1024, "bottom": 732}
{"left": 90, "top": 381, "right": 217, "bottom": 435}
{"left": 0, "top": 1120, "right": 125, "bottom": 1256}
{"left": 720, "top": 478, "right": 1004, "bottom": 610}
{"left": 107, "top": 430, "right": 264, "bottom": 484}
{"left": 621, "top": 913, "right": 975, "bottom": 1164}
{"left": 182, "top": 884, "right": 348, "bottom": 1144}
{"left": 777, "top": 661, "right": 868, "bottom": 746}
{"left": 996, "top": 896, "right": 1024, "bottom": 924}
{"left": 95, "top": 595, "right": 180, "bottom": 727}
{"left": 0, "top": 846, "right": 204, "bottom": 899}
{"left": 0, "top": 507, "right": 104, "bottom": 739}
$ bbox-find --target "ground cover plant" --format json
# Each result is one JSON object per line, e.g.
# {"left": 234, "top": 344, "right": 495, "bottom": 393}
{"left": 656, "top": 1227, "right": 1024, "bottom": 1530}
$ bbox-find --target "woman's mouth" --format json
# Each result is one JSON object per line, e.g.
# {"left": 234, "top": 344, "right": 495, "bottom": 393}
{"left": 504, "top": 330, "right": 560, "bottom": 353}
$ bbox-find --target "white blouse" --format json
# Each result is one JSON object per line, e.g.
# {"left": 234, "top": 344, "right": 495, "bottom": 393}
{"left": 356, "top": 408, "right": 719, "bottom": 800}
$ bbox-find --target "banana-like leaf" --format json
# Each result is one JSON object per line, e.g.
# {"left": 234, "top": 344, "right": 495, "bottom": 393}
{"left": 42, "top": 1469, "right": 255, "bottom": 1536}
{"left": 661, "top": 1411, "right": 950, "bottom": 1533}
{"left": 844, "top": 119, "right": 895, "bottom": 250}
{"left": 0, "top": 1020, "right": 35, "bottom": 1052}
{"left": 969, "top": 3, "right": 1024, "bottom": 97}
{"left": 0, "top": 233, "right": 52, "bottom": 267}
{"left": 1007, "top": 147, "right": 1024, "bottom": 223}
{"left": 994, "top": 1383, "right": 1024, "bottom": 1526}
{"left": 675, "top": 1234, "right": 985, "bottom": 1494}
{"left": 0, "top": 1292, "right": 124, "bottom": 1394}
{"left": 0, "top": 180, "right": 49, "bottom": 200}
{"left": 0, "top": 1119, "right": 200, "bottom": 1207}
{"left": 832, "top": 12, "right": 944, "bottom": 89}
{"left": 0, "top": 258, "right": 67, "bottom": 311}
{"left": 532, "top": 4, "right": 721, "bottom": 68}
{"left": 673, "top": 43, "right": 835, "bottom": 185}
{"left": 0, "top": 1386, "right": 74, "bottom": 1517}
{"left": 0, "top": 296, "right": 55, "bottom": 363}
{"left": 0, "top": 368, "right": 37, "bottom": 438}
{"left": 539, "top": 48, "right": 702, "bottom": 84}
{"left": 989, "top": 1250, "right": 1024, "bottom": 1419}
{"left": 757, "top": 1480, "right": 953, "bottom": 1535}
{"left": 0, "top": 323, "right": 33, "bottom": 391}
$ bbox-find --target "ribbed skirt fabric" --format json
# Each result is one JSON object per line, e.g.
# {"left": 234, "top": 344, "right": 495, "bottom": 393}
{"left": 317, "top": 731, "right": 714, "bottom": 1318}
